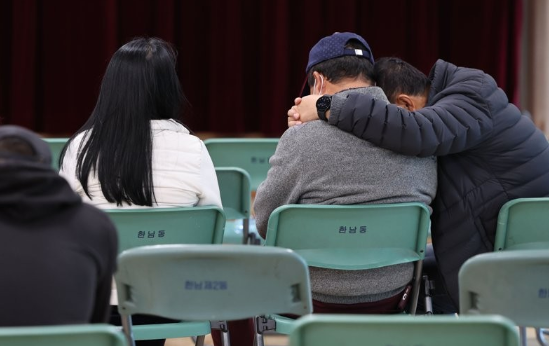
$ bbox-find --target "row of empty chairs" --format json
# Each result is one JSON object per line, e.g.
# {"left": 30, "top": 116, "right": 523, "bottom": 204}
{"left": 94, "top": 199, "right": 549, "bottom": 346}
{"left": 109, "top": 199, "right": 549, "bottom": 346}
{"left": 460, "top": 197, "right": 549, "bottom": 346}
{"left": 42, "top": 137, "right": 279, "bottom": 194}
{"left": 0, "top": 314, "right": 521, "bottom": 346}
{"left": 106, "top": 202, "right": 430, "bottom": 345}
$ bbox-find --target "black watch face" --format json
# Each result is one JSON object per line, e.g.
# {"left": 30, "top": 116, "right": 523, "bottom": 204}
{"left": 317, "top": 96, "right": 331, "bottom": 111}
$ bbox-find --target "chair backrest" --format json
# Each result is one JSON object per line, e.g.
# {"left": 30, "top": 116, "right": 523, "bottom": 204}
{"left": 204, "top": 138, "right": 279, "bottom": 190}
{"left": 288, "top": 314, "right": 520, "bottom": 346}
{"left": 264, "top": 203, "right": 431, "bottom": 270}
{"left": 459, "top": 249, "right": 549, "bottom": 328}
{"left": 115, "top": 244, "right": 312, "bottom": 321}
{"left": 105, "top": 206, "right": 226, "bottom": 253}
{"left": 216, "top": 167, "right": 255, "bottom": 244}
{"left": 42, "top": 137, "right": 68, "bottom": 170}
{"left": 0, "top": 324, "right": 126, "bottom": 346}
{"left": 494, "top": 198, "right": 549, "bottom": 251}
{"left": 216, "top": 167, "right": 251, "bottom": 220}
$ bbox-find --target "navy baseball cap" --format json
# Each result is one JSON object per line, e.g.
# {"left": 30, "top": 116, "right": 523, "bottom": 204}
{"left": 300, "top": 32, "right": 374, "bottom": 97}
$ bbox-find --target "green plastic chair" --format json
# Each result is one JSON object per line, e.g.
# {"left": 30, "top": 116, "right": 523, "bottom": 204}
{"left": 495, "top": 197, "right": 549, "bottom": 251}
{"left": 215, "top": 167, "right": 258, "bottom": 244}
{"left": 259, "top": 203, "right": 431, "bottom": 336}
{"left": 42, "top": 137, "right": 68, "bottom": 170}
{"left": 494, "top": 197, "right": 549, "bottom": 345}
{"left": 105, "top": 206, "right": 225, "bottom": 345}
{"left": 115, "top": 244, "right": 312, "bottom": 346}
{"left": 0, "top": 324, "right": 126, "bottom": 346}
{"left": 459, "top": 250, "right": 549, "bottom": 346}
{"left": 204, "top": 138, "right": 279, "bottom": 191}
{"left": 105, "top": 206, "right": 226, "bottom": 253}
{"left": 288, "top": 314, "right": 520, "bottom": 346}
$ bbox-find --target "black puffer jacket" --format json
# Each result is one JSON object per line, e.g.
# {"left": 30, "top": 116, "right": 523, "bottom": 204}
{"left": 329, "top": 59, "right": 549, "bottom": 306}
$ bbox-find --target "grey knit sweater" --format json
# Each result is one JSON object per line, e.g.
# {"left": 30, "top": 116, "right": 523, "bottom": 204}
{"left": 254, "top": 86, "right": 437, "bottom": 304}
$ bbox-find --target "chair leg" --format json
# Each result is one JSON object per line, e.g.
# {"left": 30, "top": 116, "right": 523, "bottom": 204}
{"left": 519, "top": 327, "right": 528, "bottom": 346}
{"left": 121, "top": 315, "right": 136, "bottom": 346}
{"left": 194, "top": 335, "right": 205, "bottom": 346}
{"left": 221, "top": 329, "right": 231, "bottom": 346}
{"left": 536, "top": 328, "right": 548, "bottom": 346}
{"left": 211, "top": 321, "right": 231, "bottom": 346}
{"left": 423, "top": 274, "right": 434, "bottom": 315}
{"left": 254, "top": 332, "right": 265, "bottom": 346}
{"left": 409, "top": 260, "right": 423, "bottom": 315}
{"left": 243, "top": 218, "right": 250, "bottom": 244}
{"left": 254, "top": 316, "right": 267, "bottom": 346}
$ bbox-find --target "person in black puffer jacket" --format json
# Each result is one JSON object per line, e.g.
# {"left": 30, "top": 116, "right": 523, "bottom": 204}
{"left": 288, "top": 57, "right": 549, "bottom": 310}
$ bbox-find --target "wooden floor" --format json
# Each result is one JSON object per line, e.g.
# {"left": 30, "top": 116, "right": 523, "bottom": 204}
{"left": 165, "top": 334, "right": 287, "bottom": 346}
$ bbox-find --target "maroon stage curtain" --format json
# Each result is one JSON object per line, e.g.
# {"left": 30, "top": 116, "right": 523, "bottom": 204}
{"left": 0, "top": 0, "right": 522, "bottom": 137}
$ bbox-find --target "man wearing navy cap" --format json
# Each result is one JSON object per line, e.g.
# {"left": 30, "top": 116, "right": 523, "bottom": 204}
{"left": 0, "top": 125, "right": 118, "bottom": 326}
{"left": 217, "top": 33, "right": 436, "bottom": 346}
{"left": 254, "top": 32, "right": 437, "bottom": 313}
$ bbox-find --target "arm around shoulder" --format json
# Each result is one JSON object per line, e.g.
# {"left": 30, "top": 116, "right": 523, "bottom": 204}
{"left": 328, "top": 91, "right": 494, "bottom": 157}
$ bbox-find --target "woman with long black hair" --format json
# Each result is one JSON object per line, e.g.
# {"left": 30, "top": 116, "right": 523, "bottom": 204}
{"left": 60, "top": 37, "right": 221, "bottom": 209}
{"left": 60, "top": 37, "right": 221, "bottom": 346}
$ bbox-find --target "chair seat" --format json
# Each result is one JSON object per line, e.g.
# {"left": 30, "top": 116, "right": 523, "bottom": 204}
{"left": 266, "top": 314, "right": 299, "bottom": 335}
{"left": 288, "top": 315, "right": 520, "bottom": 346}
{"left": 222, "top": 219, "right": 262, "bottom": 245}
{"left": 505, "top": 241, "right": 549, "bottom": 251}
{"left": 223, "top": 208, "right": 246, "bottom": 221}
{"left": 132, "top": 321, "right": 211, "bottom": 340}
{"left": 0, "top": 324, "right": 126, "bottom": 346}
{"left": 295, "top": 248, "right": 420, "bottom": 270}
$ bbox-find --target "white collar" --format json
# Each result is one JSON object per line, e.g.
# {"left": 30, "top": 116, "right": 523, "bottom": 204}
{"left": 151, "top": 119, "right": 189, "bottom": 134}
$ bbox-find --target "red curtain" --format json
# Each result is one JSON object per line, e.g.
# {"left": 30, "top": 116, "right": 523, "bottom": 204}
{"left": 0, "top": 0, "right": 522, "bottom": 137}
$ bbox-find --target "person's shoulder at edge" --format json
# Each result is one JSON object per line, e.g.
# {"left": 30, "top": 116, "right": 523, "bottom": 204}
{"left": 429, "top": 59, "right": 490, "bottom": 97}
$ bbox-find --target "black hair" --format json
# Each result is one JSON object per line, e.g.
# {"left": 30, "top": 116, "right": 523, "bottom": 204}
{"left": 60, "top": 37, "right": 188, "bottom": 206}
{"left": 307, "top": 39, "right": 374, "bottom": 87}
{"left": 374, "top": 57, "right": 431, "bottom": 103}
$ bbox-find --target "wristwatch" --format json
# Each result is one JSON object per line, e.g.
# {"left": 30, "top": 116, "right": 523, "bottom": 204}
{"left": 316, "top": 95, "right": 332, "bottom": 121}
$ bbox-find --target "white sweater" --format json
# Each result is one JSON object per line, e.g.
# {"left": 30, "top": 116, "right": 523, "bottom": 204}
{"left": 60, "top": 119, "right": 222, "bottom": 209}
